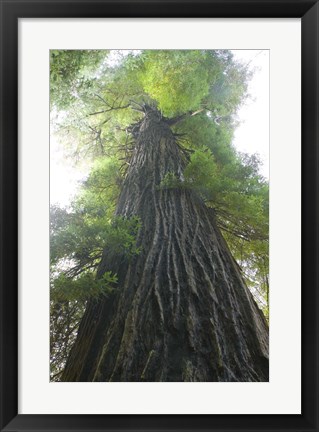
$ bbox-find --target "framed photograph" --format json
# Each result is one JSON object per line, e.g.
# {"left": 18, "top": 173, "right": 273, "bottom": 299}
{"left": 1, "top": 1, "right": 318, "bottom": 431}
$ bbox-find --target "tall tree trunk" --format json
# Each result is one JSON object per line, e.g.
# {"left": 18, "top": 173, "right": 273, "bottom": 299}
{"left": 61, "top": 106, "right": 269, "bottom": 382}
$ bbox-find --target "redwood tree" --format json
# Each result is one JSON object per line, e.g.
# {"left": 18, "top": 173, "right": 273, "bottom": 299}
{"left": 50, "top": 50, "right": 269, "bottom": 382}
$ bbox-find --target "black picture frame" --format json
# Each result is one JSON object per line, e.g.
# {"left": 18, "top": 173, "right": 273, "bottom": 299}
{"left": 0, "top": 1, "right": 318, "bottom": 431}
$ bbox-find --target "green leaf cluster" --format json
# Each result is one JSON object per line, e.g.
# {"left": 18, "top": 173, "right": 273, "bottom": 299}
{"left": 138, "top": 50, "right": 212, "bottom": 116}
{"left": 51, "top": 157, "right": 141, "bottom": 275}
{"left": 50, "top": 50, "right": 107, "bottom": 109}
{"left": 51, "top": 271, "right": 118, "bottom": 302}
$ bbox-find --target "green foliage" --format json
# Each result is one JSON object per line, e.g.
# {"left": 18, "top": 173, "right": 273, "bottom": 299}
{"left": 106, "top": 216, "right": 142, "bottom": 257}
{"left": 51, "top": 271, "right": 118, "bottom": 302}
{"left": 173, "top": 112, "right": 236, "bottom": 164}
{"left": 159, "top": 149, "right": 219, "bottom": 196}
{"left": 50, "top": 157, "right": 141, "bottom": 275}
{"left": 203, "top": 52, "right": 250, "bottom": 117}
{"left": 50, "top": 155, "right": 141, "bottom": 301}
{"left": 75, "top": 157, "right": 122, "bottom": 216}
{"left": 138, "top": 50, "right": 212, "bottom": 116}
{"left": 50, "top": 50, "right": 106, "bottom": 109}
{"left": 51, "top": 50, "right": 249, "bottom": 164}
{"left": 184, "top": 148, "right": 219, "bottom": 196}
{"left": 158, "top": 172, "right": 181, "bottom": 190}
{"left": 135, "top": 50, "right": 249, "bottom": 118}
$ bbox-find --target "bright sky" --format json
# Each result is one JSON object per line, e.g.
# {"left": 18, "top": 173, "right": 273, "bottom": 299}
{"left": 231, "top": 50, "right": 269, "bottom": 179}
{"left": 50, "top": 50, "right": 269, "bottom": 207}
{"left": 50, "top": 134, "right": 88, "bottom": 208}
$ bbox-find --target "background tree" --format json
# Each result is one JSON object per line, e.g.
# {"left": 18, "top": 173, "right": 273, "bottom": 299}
{"left": 50, "top": 49, "right": 269, "bottom": 382}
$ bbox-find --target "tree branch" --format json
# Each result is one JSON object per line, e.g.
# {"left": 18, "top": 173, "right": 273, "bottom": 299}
{"left": 88, "top": 104, "right": 130, "bottom": 116}
{"left": 167, "top": 108, "right": 205, "bottom": 126}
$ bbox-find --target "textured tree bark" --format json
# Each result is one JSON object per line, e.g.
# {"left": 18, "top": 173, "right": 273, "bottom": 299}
{"left": 61, "top": 106, "right": 269, "bottom": 382}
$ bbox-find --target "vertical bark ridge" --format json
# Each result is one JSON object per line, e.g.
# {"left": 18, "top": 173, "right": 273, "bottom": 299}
{"left": 61, "top": 107, "right": 269, "bottom": 382}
